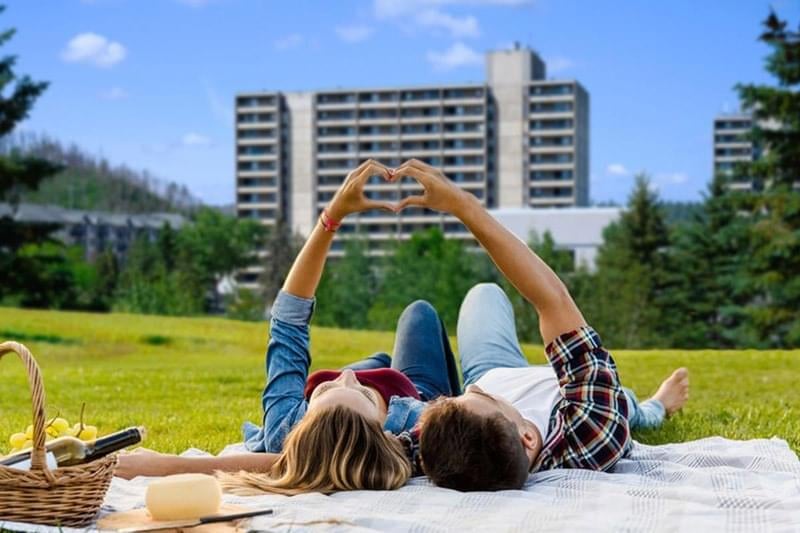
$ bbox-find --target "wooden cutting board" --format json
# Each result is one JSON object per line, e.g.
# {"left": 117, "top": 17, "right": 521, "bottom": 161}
{"left": 97, "top": 504, "right": 249, "bottom": 532}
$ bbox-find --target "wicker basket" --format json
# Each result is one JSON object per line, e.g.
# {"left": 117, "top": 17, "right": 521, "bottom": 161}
{"left": 0, "top": 341, "right": 117, "bottom": 528}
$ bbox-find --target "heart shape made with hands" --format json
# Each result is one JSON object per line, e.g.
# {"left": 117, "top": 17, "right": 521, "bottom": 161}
{"left": 338, "top": 159, "right": 448, "bottom": 218}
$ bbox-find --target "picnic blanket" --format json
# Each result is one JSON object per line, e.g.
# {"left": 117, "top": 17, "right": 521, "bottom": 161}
{"left": 3, "top": 437, "right": 800, "bottom": 532}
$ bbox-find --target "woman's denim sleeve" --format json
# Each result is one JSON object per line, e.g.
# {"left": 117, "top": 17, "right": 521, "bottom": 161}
{"left": 243, "top": 290, "right": 314, "bottom": 453}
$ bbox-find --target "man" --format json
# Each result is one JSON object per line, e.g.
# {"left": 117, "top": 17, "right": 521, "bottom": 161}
{"left": 390, "top": 159, "right": 689, "bottom": 491}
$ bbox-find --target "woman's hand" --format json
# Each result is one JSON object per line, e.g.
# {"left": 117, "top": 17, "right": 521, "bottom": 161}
{"left": 326, "top": 159, "right": 396, "bottom": 221}
{"left": 393, "top": 159, "right": 473, "bottom": 216}
{"left": 115, "top": 448, "right": 180, "bottom": 479}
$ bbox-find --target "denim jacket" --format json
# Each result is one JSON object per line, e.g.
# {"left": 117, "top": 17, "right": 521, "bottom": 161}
{"left": 243, "top": 290, "right": 426, "bottom": 453}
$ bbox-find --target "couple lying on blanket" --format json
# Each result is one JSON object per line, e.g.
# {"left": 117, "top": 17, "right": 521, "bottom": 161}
{"left": 117, "top": 159, "right": 689, "bottom": 493}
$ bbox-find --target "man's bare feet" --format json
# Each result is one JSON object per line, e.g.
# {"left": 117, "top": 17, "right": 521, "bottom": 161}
{"left": 652, "top": 368, "right": 689, "bottom": 416}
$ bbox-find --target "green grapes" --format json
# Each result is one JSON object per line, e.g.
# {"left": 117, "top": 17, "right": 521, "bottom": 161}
{"left": 3, "top": 404, "right": 100, "bottom": 455}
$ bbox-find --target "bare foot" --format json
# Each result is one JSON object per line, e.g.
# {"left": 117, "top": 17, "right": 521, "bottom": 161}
{"left": 652, "top": 367, "right": 689, "bottom": 416}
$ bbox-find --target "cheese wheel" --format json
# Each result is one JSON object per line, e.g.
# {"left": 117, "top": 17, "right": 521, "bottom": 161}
{"left": 145, "top": 473, "right": 222, "bottom": 521}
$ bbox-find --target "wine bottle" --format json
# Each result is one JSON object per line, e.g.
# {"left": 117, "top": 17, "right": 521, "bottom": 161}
{"left": 0, "top": 426, "right": 145, "bottom": 468}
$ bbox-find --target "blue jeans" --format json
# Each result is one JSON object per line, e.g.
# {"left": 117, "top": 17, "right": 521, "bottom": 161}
{"left": 345, "top": 300, "right": 461, "bottom": 401}
{"left": 456, "top": 283, "right": 665, "bottom": 430}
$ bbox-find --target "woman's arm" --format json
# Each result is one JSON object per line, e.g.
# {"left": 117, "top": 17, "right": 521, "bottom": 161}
{"left": 282, "top": 159, "right": 394, "bottom": 299}
{"left": 115, "top": 449, "right": 280, "bottom": 479}
{"left": 393, "top": 159, "right": 585, "bottom": 346}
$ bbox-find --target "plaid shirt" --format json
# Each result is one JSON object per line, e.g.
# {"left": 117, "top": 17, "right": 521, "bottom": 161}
{"left": 533, "top": 326, "right": 631, "bottom": 472}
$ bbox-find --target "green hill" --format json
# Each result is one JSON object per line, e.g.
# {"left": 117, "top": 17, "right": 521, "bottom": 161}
{"left": 1, "top": 132, "right": 200, "bottom": 214}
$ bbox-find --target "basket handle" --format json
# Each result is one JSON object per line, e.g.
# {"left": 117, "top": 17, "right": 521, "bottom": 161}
{"left": 0, "top": 341, "right": 50, "bottom": 472}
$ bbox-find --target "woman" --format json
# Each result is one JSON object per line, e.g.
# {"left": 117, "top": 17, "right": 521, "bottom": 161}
{"left": 116, "top": 160, "right": 460, "bottom": 494}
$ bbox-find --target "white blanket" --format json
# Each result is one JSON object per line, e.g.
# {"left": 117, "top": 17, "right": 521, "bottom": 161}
{"left": 4, "top": 437, "right": 800, "bottom": 532}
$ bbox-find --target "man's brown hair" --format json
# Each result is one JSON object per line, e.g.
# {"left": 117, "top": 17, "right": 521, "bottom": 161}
{"left": 419, "top": 399, "right": 530, "bottom": 491}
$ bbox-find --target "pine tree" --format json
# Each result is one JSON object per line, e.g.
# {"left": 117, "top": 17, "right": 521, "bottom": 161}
{"left": 0, "top": 7, "right": 63, "bottom": 302}
{"left": 664, "top": 174, "right": 750, "bottom": 347}
{"left": 734, "top": 11, "right": 800, "bottom": 346}
{"left": 590, "top": 174, "right": 670, "bottom": 348}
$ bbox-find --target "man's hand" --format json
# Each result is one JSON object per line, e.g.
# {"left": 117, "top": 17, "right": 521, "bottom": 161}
{"left": 392, "top": 159, "right": 472, "bottom": 216}
{"left": 326, "top": 159, "right": 396, "bottom": 221}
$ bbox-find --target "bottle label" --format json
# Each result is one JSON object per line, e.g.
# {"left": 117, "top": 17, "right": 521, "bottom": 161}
{"left": 6, "top": 451, "right": 59, "bottom": 471}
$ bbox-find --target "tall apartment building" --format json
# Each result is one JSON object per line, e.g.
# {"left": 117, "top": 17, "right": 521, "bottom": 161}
{"left": 235, "top": 46, "right": 589, "bottom": 284}
{"left": 712, "top": 112, "right": 756, "bottom": 190}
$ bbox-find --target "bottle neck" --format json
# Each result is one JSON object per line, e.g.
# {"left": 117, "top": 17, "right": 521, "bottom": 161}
{"left": 87, "top": 427, "right": 144, "bottom": 460}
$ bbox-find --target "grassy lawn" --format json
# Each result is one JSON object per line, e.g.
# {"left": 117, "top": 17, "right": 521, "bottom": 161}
{"left": 0, "top": 307, "right": 798, "bottom": 457}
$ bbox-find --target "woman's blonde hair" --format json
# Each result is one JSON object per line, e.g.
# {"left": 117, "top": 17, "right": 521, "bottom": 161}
{"left": 218, "top": 405, "right": 412, "bottom": 495}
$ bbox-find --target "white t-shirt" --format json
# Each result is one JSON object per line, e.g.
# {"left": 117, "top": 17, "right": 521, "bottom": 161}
{"left": 474, "top": 365, "right": 562, "bottom": 441}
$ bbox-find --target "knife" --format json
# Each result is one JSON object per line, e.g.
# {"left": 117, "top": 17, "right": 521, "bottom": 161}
{"left": 117, "top": 508, "right": 274, "bottom": 532}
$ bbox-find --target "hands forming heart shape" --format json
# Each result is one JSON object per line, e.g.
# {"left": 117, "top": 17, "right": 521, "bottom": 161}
{"left": 325, "top": 159, "right": 467, "bottom": 222}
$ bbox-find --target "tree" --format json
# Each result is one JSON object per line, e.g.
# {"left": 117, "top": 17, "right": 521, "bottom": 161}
{"left": 177, "top": 207, "right": 265, "bottom": 309}
{"left": 258, "top": 219, "right": 303, "bottom": 306}
{"left": 315, "top": 237, "right": 378, "bottom": 329}
{"left": 588, "top": 174, "right": 671, "bottom": 348}
{"left": 733, "top": 11, "right": 800, "bottom": 347}
{"left": 0, "top": 7, "right": 63, "bottom": 303}
{"left": 663, "top": 175, "right": 751, "bottom": 347}
{"left": 367, "top": 228, "right": 493, "bottom": 331}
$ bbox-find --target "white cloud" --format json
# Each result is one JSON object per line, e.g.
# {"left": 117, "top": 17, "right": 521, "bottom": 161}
{"left": 182, "top": 132, "right": 213, "bottom": 147}
{"left": 545, "top": 55, "right": 574, "bottom": 74}
{"left": 427, "top": 42, "right": 482, "bottom": 70}
{"left": 656, "top": 172, "right": 690, "bottom": 185}
{"left": 99, "top": 87, "right": 128, "bottom": 100}
{"left": 374, "top": 0, "right": 531, "bottom": 18}
{"left": 335, "top": 25, "right": 374, "bottom": 43}
{"left": 374, "top": 0, "right": 528, "bottom": 38}
{"left": 61, "top": 33, "right": 126, "bottom": 68}
{"left": 416, "top": 9, "right": 479, "bottom": 37}
{"left": 274, "top": 33, "right": 304, "bottom": 50}
{"left": 606, "top": 163, "right": 630, "bottom": 176}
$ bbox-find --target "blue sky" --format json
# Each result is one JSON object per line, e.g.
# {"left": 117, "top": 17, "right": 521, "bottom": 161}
{"left": 4, "top": 0, "right": 799, "bottom": 206}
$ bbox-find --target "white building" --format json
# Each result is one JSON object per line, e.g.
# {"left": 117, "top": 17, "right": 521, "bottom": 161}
{"left": 489, "top": 207, "right": 621, "bottom": 270}
{"left": 235, "top": 45, "right": 590, "bottom": 285}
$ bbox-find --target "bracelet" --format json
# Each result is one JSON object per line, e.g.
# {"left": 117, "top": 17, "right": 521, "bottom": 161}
{"left": 320, "top": 209, "right": 342, "bottom": 233}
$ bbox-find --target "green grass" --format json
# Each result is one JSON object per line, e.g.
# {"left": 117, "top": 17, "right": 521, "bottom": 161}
{"left": 0, "top": 307, "right": 798, "bottom": 456}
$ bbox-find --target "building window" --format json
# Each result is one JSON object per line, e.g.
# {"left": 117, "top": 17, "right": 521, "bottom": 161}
{"left": 237, "top": 161, "right": 276, "bottom": 171}
{"left": 530, "top": 170, "right": 573, "bottom": 181}
{"left": 237, "top": 145, "right": 274, "bottom": 155}
{"left": 530, "top": 186, "right": 573, "bottom": 198}
{"left": 238, "top": 128, "right": 275, "bottom": 139}
{"left": 318, "top": 93, "right": 356, "bottom": 104}
{"left": 530, "top": 135, "right": 573, "bottom": 147}
{"left": 530, "top": 101, "right": 573, "bottom": 113}
{"left": 529, "top": 119, "right": 573, "bottom": 130}
{"left": 443, "top": 88, "right": 484, "bottom": 99}
{"left": 237, "top": 112, "right": 274, "bottom": 123}
{"left": 318, "top": 110, "right": 355, "bottom": 121}
{"left": 530, "top": 153, "right": 573, "bottom": 163}
{"left": 529, "top": 84, "right": 573, "bottom": 96}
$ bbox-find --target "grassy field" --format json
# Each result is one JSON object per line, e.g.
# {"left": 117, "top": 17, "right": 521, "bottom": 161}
{"left": 0, "top": 307, "right": 798, "bottom": 456}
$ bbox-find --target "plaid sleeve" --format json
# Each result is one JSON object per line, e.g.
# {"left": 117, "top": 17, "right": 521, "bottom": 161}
{"left": 536, "top": 326, "right": 631, "bottom": 472}
{"left": 396, "top": 427, "right": 423, "bottom": 477}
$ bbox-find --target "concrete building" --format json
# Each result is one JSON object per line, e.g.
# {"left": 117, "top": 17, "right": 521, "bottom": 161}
{"left": 713, "top": 112, "right": 756, "bottom": 190}
{"left": 490, "top": 207, "right": 621, "bottom": 271}
{"left": 235, "top": 45, "right": 590, "bottom": 284}
{"left": 0, "top": 203, "right": 185, "bottom": 262}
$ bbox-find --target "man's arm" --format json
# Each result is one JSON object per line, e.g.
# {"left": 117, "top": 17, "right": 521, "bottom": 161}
{"left": 394, "top": 159, "right": 585, "bottom": 346}
{"left": 116, "top": 449, "right": 279, "bottom": 479}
